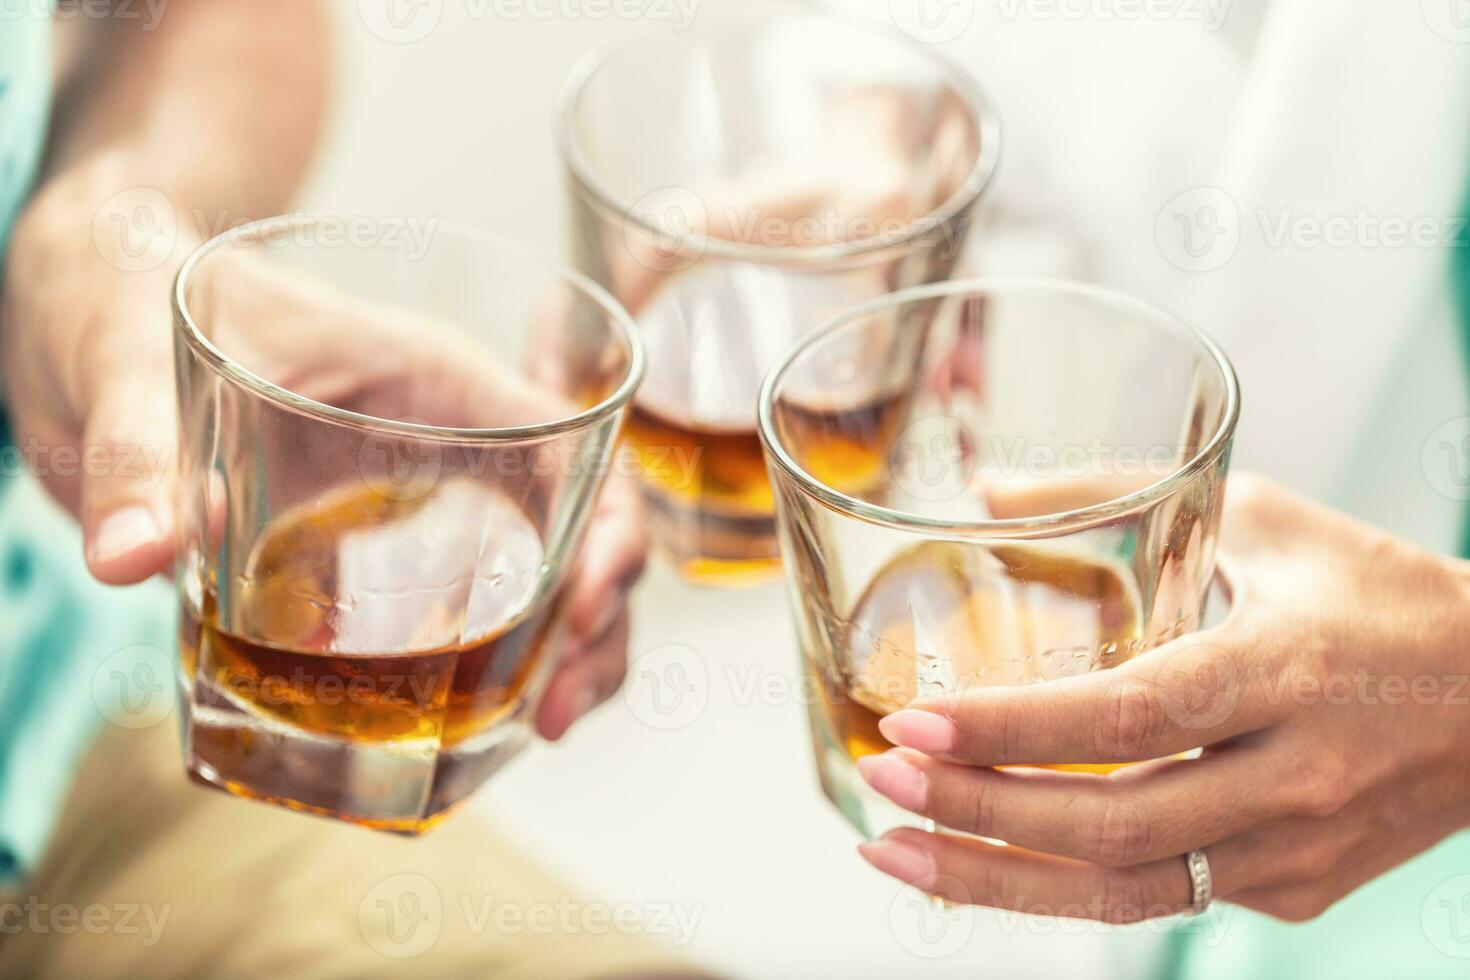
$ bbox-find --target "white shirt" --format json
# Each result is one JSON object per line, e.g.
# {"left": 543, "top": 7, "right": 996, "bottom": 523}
{"left": 833, "top": 0, "right": 1470, "bottom": 551}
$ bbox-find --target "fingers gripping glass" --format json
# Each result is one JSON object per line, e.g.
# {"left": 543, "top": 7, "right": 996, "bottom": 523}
{"left": 172, "top": 214, "right": 643, "bottom": 833}
{"left": 757, "top": 278, "right": 1240, "bottom": 839}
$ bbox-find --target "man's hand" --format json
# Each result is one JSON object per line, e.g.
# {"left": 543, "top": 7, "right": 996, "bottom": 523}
{"left": 2, "top": 155, "right": 198, "bottom": 583}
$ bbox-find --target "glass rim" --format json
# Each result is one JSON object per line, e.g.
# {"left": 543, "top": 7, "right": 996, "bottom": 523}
{"left": 172, "top": 213, "right": 646, "bottom": 443}
{"left": 553, "top": 5, "right": 1002, "bottom": 266}
{"left": 757, "top": 277, "right": 1242, "bottom": 538}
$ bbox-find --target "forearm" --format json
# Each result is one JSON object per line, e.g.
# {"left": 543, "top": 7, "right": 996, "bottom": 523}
{"left": 0, "top": 0, "right": 332, "bottom": 509}
{"left": 41, "top": 0, "right": 331, "bottom": 227}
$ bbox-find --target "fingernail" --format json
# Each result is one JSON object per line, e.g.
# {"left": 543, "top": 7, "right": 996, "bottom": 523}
{"left": 857, "top": 752, "right": 928, "bottom": 812}
{"left": 858, "top": 838, "right": 935, "bottom": 886}
{"left": 878, "top": 710, "right": 956, "bottom": 754}
{"left": 89, "top": 506, "right": 162, "bottom": 564}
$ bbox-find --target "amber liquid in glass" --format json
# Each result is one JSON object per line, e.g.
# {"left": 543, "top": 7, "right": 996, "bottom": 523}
{"left": 806, "top": 540, "right": 1146, "bottom": 775}
{"left": 627, "top": 391, "right": 907, "bottom": 586}
{"left": 179, "top": 481, "right": 560, "bottom": 833}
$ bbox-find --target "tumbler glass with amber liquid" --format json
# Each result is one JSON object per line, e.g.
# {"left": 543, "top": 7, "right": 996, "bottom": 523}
{"left": 758, "top": 280, "right": 1240, "bottom": 837}
{"left": 172, "top": 216, "right": 643, "bottom": 832}
{"left": 557, "top": 3, "right": 999, "bottom": 586}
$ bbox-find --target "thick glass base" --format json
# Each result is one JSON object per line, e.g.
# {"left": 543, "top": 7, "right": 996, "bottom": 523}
{"left": 674, "top": 555, "right": 784, "bottom": 589}
{"left": 179, "top": 674, "right": 531, "bottom": 834}
{"left": 802, "top": 672, "right": 923, "bottom": 841}
{"left": 644, "top": 489, "right": 782, "bottom": 588}
{"left": 810, "top": 735, "right": 920, "bottom": 842}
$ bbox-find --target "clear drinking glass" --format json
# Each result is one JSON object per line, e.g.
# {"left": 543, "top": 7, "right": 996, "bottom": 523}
{"left": 172, "top": 215, "right": 643, "bottom": 833}
{"left": 758, "top": 279, "right": 1240, "bottom": 838}
{"left": 557, "top": 3, "right": 999, "bottom": 587}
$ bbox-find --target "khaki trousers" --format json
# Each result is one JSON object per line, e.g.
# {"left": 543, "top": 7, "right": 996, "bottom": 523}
{"left": 0, "top": 722, "right": 694, "bottom": 979}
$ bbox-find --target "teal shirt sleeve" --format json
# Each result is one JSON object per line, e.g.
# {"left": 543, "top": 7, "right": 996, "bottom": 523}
{"left": 0, "top": 474, "right": 174, "bottom": 885}
{"left": 0, "top": 4, "right": 175, "bottom": 886}
{"left": 0, "top": 4, "right": 52, "bottom": 254}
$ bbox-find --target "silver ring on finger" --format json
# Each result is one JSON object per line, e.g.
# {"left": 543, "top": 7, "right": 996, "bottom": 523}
{"left": 1185, "top": 848, "right": 1213, "bottom": 916}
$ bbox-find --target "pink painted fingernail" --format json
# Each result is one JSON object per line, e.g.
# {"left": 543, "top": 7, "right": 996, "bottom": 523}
{"left": 858, "top": 837, "right": 935, "bottom": 886}
{"left": 857, "top": 752, "right": 928, "bottom": 812}
{"left": 878, "top": 710, "right": 956, "bottom": 754}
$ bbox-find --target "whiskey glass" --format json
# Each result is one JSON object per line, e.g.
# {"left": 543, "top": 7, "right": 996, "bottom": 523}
{"left": 172, "top": 215, "right": 643, "bottom": 833}
{"left": 757, "top": 279, "right": 1240, "bottom": 838}
{"left": 557, "top": 3, "right": 999, "bottom": 587}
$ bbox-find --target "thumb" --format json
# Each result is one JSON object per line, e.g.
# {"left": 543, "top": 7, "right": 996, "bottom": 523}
{"left": 80, "top": 368, "right": 178, "bottom": 585}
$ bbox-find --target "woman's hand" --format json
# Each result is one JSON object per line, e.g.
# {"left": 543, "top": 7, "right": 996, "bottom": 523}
{"left": 856, "top": 473, "right": 1470, "bottom": 923}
